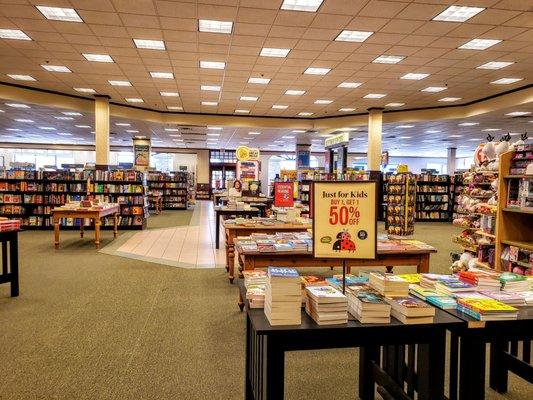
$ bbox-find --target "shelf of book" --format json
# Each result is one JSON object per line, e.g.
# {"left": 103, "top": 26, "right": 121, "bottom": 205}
{"left": 0, "top": 170, "right": 148, "bottom": 230}
{"left": 196, "top": 183, "right": 211, "bottom": 200}
{"left": 147, "top": 171, "right": 189, "bottom": 210}
{"left": 385, "top": 173, "right": 416, "bottom": 236}
{"left": 415, "top": 174, "right": 451, "bottom": 222}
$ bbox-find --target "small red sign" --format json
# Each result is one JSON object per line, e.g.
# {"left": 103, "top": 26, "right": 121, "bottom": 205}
{"left": 274, "top": 182, "right": 294, "bottom": 207}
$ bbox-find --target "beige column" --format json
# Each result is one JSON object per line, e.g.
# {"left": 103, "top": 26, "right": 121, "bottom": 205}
{"left": 94, "top": 95, "right": 110, "bottom": 166}
{"left": 367, "top": 108, "right": 383, "bottom": 171}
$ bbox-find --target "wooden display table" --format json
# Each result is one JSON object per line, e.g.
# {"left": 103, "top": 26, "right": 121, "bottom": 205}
{"left": 0, "top": 230, "right": 19, "bottom": 297}
{"left": 52, "top": 204, "right": 120, "bottom": 248}
{"left": 238, "top": 280, "right": 462, "bottom": 400}
{"left": 214, "top": 207, "right": 260, "bottom": 249}
{"left": 223, "top": 221, "right": 312, "bottom": 282}
{"left": 149, "top": 193, "right": 163, "bottom": 214}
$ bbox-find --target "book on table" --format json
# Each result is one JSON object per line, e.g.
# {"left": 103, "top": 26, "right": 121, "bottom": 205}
{"left": 434, "top": 279, "right": 475, "bottom": 295}
{"left": 409, "top": 284, "right": 447, "bottom": 301}
{"left": 500, "top": 273, "right": 529, "bottom": 292}
{"left": 426, "top": 295, "right": 457, "bottom": 310}
{"left": 369, "top": 272, "right": 409, "bottom": 297}
{"left": 264, "top": 267, "right": 302, "bottom": 326}
{"left": 479, "top": 291, "right": 526, "bottom": 307}
{"left": 397, "top": 273, "right": 421, "bottom": 284}
{"left": 347, "top": 285, "right": 391, "bottom": 324}
{"left": 387, "top": 296, "right": 436, "bottom": 325}
{"left": 457, "top": 298, "right": 518, "bottom": 321}
{"left": 242, "top": 270, "right": 268, "bottom": 287}
{"left": 305, "top": 285, "right": 348, "bottom": 325}
{"left": 419, "top": 273, "right": 453, "bottom": 289}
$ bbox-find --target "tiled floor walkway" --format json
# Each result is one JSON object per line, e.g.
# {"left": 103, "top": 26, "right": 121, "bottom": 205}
{"left": 102, "top": 201, "right": 226, "bottom": 268}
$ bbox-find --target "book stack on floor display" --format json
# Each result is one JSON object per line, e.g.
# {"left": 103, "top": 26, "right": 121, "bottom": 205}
{"left": 264, "top": 267, "right": 302, "bottom": 326}
{"left": 384, "top": 173, "right": 416, "bottom": 236}
{"left": 415, "top": 174, "right": 451, "bottom": 221}
{"left": 346, "top": 286, "right": 391, "bottom": 323}
{"left": 147, "top": 171, "right": 189, "bottom": 210}
{"left": 0, "top": 169, "right": 148, "bottom": 230}
{"left": 305, "top": 286, "right": 348, "bottom": 325}
{"left": 369, "top": 272, "right": 410, "bottom": 297}
{"left": 387, "top": 297, "right": 436, "bottom": 324}
{"left": 243, "top": 270, "right": 268, "bottom": 309}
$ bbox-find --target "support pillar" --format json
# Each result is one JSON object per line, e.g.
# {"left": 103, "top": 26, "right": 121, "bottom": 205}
{"left": 447, "top": 147, "right": 457, "bottom": 175}
{"left": 367, "top": 108, "right": 383, "bottom": 172}
{"left": 296, "top": 144, "right": 311, "bottom": 169}
{"left": 94, "top": 95, "right": 110, "bottom": 168}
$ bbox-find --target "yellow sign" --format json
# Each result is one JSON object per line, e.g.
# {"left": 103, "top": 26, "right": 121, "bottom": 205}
{"left": 249, "top": 148, "right": 260, "bottom": 160}
{"left": 324, "top": 132, "right": 349, "bottom": 148}
{"left": 396, "top": 164, "right": 409, "bottom": 173}
{"left": 236, "top": 146, "right": 260, "bottom": 161}
{"left": 313, "top": 181, "right": 377, "bottom": 259}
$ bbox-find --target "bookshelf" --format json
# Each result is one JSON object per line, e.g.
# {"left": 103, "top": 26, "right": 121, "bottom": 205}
{"left": 495, "top": 146, "right": 533, "bottom": 273}
{"left": 196, "top": 183, "right": 211, "bottom": 200}
{"left": 298, "top": 180, "right": 312, "bottom": 204}
{"left": 385, "top": 173, "right": 416, "bottom": 236}
{"left": 415, "top": 174, "right": 451, "bottom": 221}
{"left": 0, "top": 170, "right": 148, "bottom": 230}
{"left": 147, "top": 171, "right": 189, "bottom": 210}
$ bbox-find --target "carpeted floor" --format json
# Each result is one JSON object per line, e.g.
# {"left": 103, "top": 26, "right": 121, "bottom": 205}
{"left": 0, "top": 215, "right": 530, "bottom": 400}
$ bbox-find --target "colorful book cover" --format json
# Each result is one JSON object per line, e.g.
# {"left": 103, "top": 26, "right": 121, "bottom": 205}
{"left": 356, "top": 290, "right": 388, "bottom": 304}
{"left": 437, "top": 280, "right": 474, "bottom": 289}
{"left": 426, "top": 296, "right": 457, "bottom": 309}
{"left": 410, "top": 285, "right": 446, "bottom": 299}
{"left": 500, "top": 272, "right": 526, "bottom": 283}
{"left": 306, "top": 285, "right": 346, "bottom": 299}
{"left": 268, "top": 267, "right": 299, "bottom": 279}
{"left": 301, "top": 275, "right": 327, "bottom": 286}
{"left": 397, "top": 273, "right": 421, "bottom": 284}
{"left": 458, "top": 298, "right": 518, "bottom": 313}
{"left": 479, "top": 291, "right": 525, "bottom": 303}
{"left": 390, "top": 297, "right": 433, "bottom": 309}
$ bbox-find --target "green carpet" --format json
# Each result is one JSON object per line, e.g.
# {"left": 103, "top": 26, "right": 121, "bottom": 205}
{"left": 0, "top": 220, "right": 530, "bottom": 399}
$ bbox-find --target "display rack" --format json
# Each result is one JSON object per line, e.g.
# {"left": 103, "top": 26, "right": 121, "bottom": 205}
{"left": 451, "top": 173, "right": 465, "bottom": 219}
{"left": 415, "top": 174, "right": 451, "bottom": 221}
{"left": 196, "top": 183, "right": 211, "bottom": 200}
{"left": 147, "top": 171, "right": 188, "bottom": 210}
{"left": 496, "top": 146, "right": 533, "bottom": 273}
{"left": 298, "top": 180, "right": 312, "bottom": 204}
{"left": 0, "top": 170, "right": 148, "bottom": 230}
{"left": 385, "top": 173, "right": 416, "bottom": 236}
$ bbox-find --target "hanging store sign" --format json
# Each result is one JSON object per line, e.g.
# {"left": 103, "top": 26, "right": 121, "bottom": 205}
{"left": 324, "top": 132, "right": 350, "bottom": 149}
{"left": 236, "top": 146, "right": 260, "bottom": 161}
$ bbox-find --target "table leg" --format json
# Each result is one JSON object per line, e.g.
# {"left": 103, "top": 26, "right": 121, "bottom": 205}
{"left": 2, "top": 241, "right": 7, "bottom": 276}
{"left": 113, "top": 213, "right": 118, "bottom": 238}
{"left": 215, "top": 212, "right": 220, "bottom": 249}
{"left": 419, "top": 254, "right": 430, "bottom": 273}
{"left": 417, "top": 329, "right": 446, "bottom": 400}
{"left": 359, "top": 345, "right": 379, "bottom": 400}
{"left": 244, "top": 314, "right": 255, "bottom": 400}
{"left": 80, "top": 218, "right": 84, "bottom": 238}
{"left": 238, "top": 289, "right": 245, "bottom": 311}
{"left": 54, "top": 218, "right": 60, "bottom": 249}
{"left": 228, "top": 243, "right": 235, "bottom": 283}
{"left": 95, "top": 219, "right": 101, "bottom": 248}
{"left": 386, "top": 266, "right": 393, "bottom": 273}
{"left": 459, "top": 331, "right": 486, "bottom": 400}
{"left": 9, "top": 233, "right": 19, "bottom": 297}
{"left": 266, "top": 336, "right": 285, "bottom": 399}
{"left": 489, "top": 340, "right": 509, "bottom": 393}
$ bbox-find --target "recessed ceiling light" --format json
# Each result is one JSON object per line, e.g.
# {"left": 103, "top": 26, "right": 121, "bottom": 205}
{"left": 125, "top": 98, "right": 143, "bottom": 103}
{"left": 304, "top": 67, "right": 331, "bottom": 75}
{"left": 134, "top": 39, "right": 165, "bottom": 50}
{"left": 201, "top": 85, "right": 221, "bottom": 92}
{"left": 240, "top": 96, "right": 258, "bottom": 102}
{"left": 248, "top": 77, "right": 270, "bottom": 84}
{"left": 398, "top": 136, "right": 412, "bottom": 139}
{"left": 426, "top": 130, "right": 441, "bottom": 133}
{"left": 482, "top": 128, "right": 501, "bottom": 132}
{"left": 364, "top": 93, "right": 386, "bottom": 99}
{"left": 74, "top": 87, "right": 95, "bottom": 94}
{"left": 83, "top": 53, "right": 114, "bottom": 63}
{"left": 207, "top": 127, "right": 223, "bottom": 130}
{"left": 160, "top": 91, "right": 179, "bottom": 97}
{"left": 198, "top": 19, "right": 233, "bottom": 34}
{"left": 459, "top": 38, "right": 501, "bottom": 50}
{"left": 298, "top": 112, "right": 313, "bottom": 116}
{"left": 6, "top": 128, "right": 20, "bottom": 131}
{"left": 7, "top": 103, "right": 30, "bottom": 109}
{"left": 116, "top": 123, "right": 130, "bottom": 127}
{"left": 337, "top": 82, "right": 362, "bottom": 89}
{"left": 335, "top": 30, "right": 373, "bottom": 42}
{"left": 150, "top": 71, "right": 174, "bottom": 79}
{"left": 165, "top": 128, "right": 180, "bottom": 132}
{"left": 260, "top": 48, "right": 290, "bottom": 57}
{"left": 36, "top": 6, "right": 82, "bottom": 22}
{"left": 200, "top": 61, "right": 226, "bottom": 69}
{"left": 421, "top": 86, "right": 447, "bottom": 93}
{"left": 248, "top": 132, "right": 261, "bottom": 135}
{"left": 458, "top": 122, "right": 479, "bottom": 126}
{"left": 41, "top": 65, "right": 72, "bottom": 73}
{"left": 293, "top": 130, "right": 306, "bottom": 133}
{"left": 202, "top": 101, "right": 218, "bottom": 106}
{"left": 373, "top": 55, "right": 405, "bottom": 64}
{"left": 282, "top": 135, "right": 295, "bottom": 139}
{"left": 401, "top": 73, "right": 429, "bottom": 80}
{"left": 108, "top": 80, "right": 131, "bottom": 86}
{"left": 14, "top": 118, "right": 33, "bottom": 122}
{"left": 449, "top": 134, "right": 463, "bottom": 138}
{"left": 285, "top": 89, "right": 305, "bottom": 96}
{"left": 505, "top": 111, "right": 531, "bottom": 116}
{"left": 207, "top": 133, "right": 220, "bottom": 137}
{"left": 75, "top": 125, "right": 91, "bottom": 128}
{"left": 235, "top": 109, "right": 250, "bottom": 113}
{"left": 314, "top": 99, "right": 333, "bottom": 104}
{"left": 57, "top": 132, "right": 72, "bottom": 136}
{"left": 239, "top": 141, "right": 250, "bottom": 145}
{"left": 281, "top": 0, "right": 323, "bottom": 12}
{"left": 490, "top": 78, "right": 522, "bottom": 85}
{"left": 385, "top": 103, "right": 404, "bottom": 107}
{"left": 433, "top": 5, "right": 485, "bottom": 22}
{"left": 126, "top": 130, "right": 139, "bottom": 133}
{"left": 339, "top": 108, "right": 356, "bottom": 112}
{"left": 477, "top": 61, "right": 513, "bottom": 70}
{"left": 0, "top": 29, "right": 31, "bottom": 40}
{"left": 62, "top": 112, "right": 82, "bottom": 116}
{"left": 54, "top": 116, "right": 73, "bottom": 120}
{"left": 272, "top": 105, "right": 288, "bottom": 109}
{"left": 7, "top": 74, "right": 35, "bottom": 81}
{"left": 398, "top": 125, "right": 414, "bottom": 128}
{"left": 39, "top": 126, "right": 56, "bottom": 130}
{"left": 439, "top": 97, "right": 461, "bottom": 102}
{"left": 167, "top": 106, "right": 183, "bottom": 111}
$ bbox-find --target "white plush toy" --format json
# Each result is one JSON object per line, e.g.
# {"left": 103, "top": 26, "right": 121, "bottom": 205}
{"left": 482, "top": 135, "right": 497, "bottom": 160}
{"left": 509, "top": 133, "right": 528, "bottom": 151}
{"left": 490, "top": 133, "right": 512, "bottom": 171}
{"left": 451, "top": 252, "right": 474, "bottom": 272}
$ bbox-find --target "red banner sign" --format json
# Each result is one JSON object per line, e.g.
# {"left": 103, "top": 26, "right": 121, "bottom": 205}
{"left": 274, "top": 182, "right": 294, "bottom": 207}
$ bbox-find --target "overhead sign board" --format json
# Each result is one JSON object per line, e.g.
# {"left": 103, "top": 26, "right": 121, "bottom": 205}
{"left": 324, "top": 132, "right": 350, "bottom": 148}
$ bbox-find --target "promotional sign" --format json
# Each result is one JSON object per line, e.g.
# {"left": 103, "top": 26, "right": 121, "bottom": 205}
{"left": 274, "top": 182, "right": 295, "bottom": 207}
{"left": 324, "top": 132, "right": 349, "bottom": 148}
{"left": 297, "top": 149, "right": 310, "bottom": 168}
{"left": 381, "top": 151, "right": 389, "bottom": 167}
{"left": 236, "top": 146, "right": 260, "bottom": 161}
{"left": 133, "top": 144, "right": 150, "bottom": 167}
{"left": 313, "top": 181, "right": 377, "bottom": 259}
{"left": 236, "top": 160, "right": 259, "bottom": 181}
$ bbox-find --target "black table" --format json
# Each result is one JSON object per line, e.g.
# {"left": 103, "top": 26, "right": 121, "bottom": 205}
{"left": 214, "top": 207, "right": 260, "bottom": 249}
{"left": 239, "top": 282, "right": 463, "bottom": 400}
{"left": 0, "top": 230, "right": 19, "bottom": 297}
{"left": 445, "top": 306, "right": 533, "bottom": 400}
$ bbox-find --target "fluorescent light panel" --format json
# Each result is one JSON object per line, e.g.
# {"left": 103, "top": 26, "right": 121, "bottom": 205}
{"left": 167, "top": 106, "right": 182, "bottom": 110}
{"left": 304, "top": 67, "right": 331, "bottom": 75}
{"left": 385, "top": 103, "right": 404, "bottom": 107}
{"left": 339, "top": 108, "right": 355, "bottom": 112}
{"left": 42, "top": 65, "right": 71, "bottom": 72}
{"left": 506, "top": 111, "right": 531, "bottom": 116}
{"left": 298, "top": 112, "right": 313, "bottom": 116}
{"left": 285, "top": 89, "right": 305, "bottom": 95}
{"left": 160, "top": 91, "right": 179, "bottom": 97}
{"left": 433, "top": 6, "right": 485, "bottom": 22}
{"left": 314, "top": 99, "right": 332, "bottom": 104}
{"left": 281, "top": 0, "right": 323, "bottom": 12}
{"left": 240, "top": 96, "right": 258, "bottom": 101}
{"left": 248, "top": 77, "right": 270, "bottom": 84}
{"left": 134, "top": 39, "right": 165, "bottom": 50}
{"left": 272, "top": 105, "right": 288, "bottom": 109}
{"left": 458, "top": 122, "right": 479, "bottom": 126}
{"left": 364, "top": 93, "right": 386, "bottom": 99}
{"left": 0, "top": 29, "right": 31, "bottom": 40}
{"left": 83, "top": 53, "right": 113, "bottom": 63}
{"left": 260, "top": 48, "right": 290, "bottom": 57}
{"left": 422, "top": 86, "right": 446, "bottom": 92}
{"left": 62, "top": 112, "right": 82, "bottom": 116}
{"left": 7, "top": 103, "right": 30, "bottom": 108}
{"left": 459, "top": 38, "right": 501, "bottom": 50}
{"left": 477, "top": 61, "right": 513, "bottom": 70}
{"left": 198, "top": 19, "right": 233, "bottom": 34}
{"left": 235, "top": 109, "right": 249, "bottom": 113}
{"left": 490, "top": 78, "right": 522, "bottom": 85}
{"left": 125, "top": 98, "right": 143, "bottom": 103}
{"left": 108, "top": 80, "right": 131, "bottom": 86}
{"left": 200, "top": 61, "right": 225, "bottom": 69}
{"left": 150, "top": 71, "right": 174, "bottom": 79}
{"left": 401, "top": 73, "right": 429, "bottom": 80}
{"left": 14, "top": 119, "right": 33, "bottom": 122}
{"left": 36, "top": 6, "right": 82, "bottom": 22}
{"left": 7, "top": 74, "right": 35, "bottom": 81}
{"left": 74, "top": 87, "right": 95, "bottom": 93}
{"left": 335, "top": 30, "right": 373, "bottom": 42}
{"left": 338, "top": 82, "right": 362, "bottom": 88}
{"left": 439, "top": 97, "right": 461, "bottom": 102}
{"left": 201, "top": 85, "right": 221, "bottom": 91}
{"left": 373, "top": 55, "right": 405, "bottom": 64}
{"left": 202, "top": 101, "right": 218, "bottom": 106}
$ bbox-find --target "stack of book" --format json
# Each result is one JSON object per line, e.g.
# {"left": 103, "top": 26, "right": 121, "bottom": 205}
{"left": 243, "top": 270, "right": 268, "bottom": 308}
{"left": 264, "top": 267, "right": 302, "bottom": 326}
{"left": 347, "top": 286, "right": 391, "bottom": 323}
{"left": 387, "top": 297, "right": 436, "bottom": 324}
{"left": 301, "top": 275, "right": 327, "bottom": 304}
{"left": 326, "top": 274, "right": 368, "bottom": 291}
{"left": 243, "top": 270, "right": 268, "bottom": 287}
{"left": 257, "top": 239, "right": 276, "bottom": 252}
{"left": 369, "top": 273, "right": 409, "bottom": 297}
{"left": 480, "top": 291, "right": 527, "bottom": 307}
{"left": 397, "top": 273, "right": 421, "bottom": 284}
{"left": 305, "top": 286, "right": 348, "bottom": 325}
{"left": 458, "top": 270, "right": 501, "bottom": 291}
{"left": 419, "top": 273, "right": 452, "bottom": 289}
{"left": 409, "top": 284, "right": 445, "bottom": 301}
{"left": 434, "top": 279, "right": 475, "bottom": 295}
{"left": 500, "top": 273, "right": 529, "bottom": 292}
{"left": 457, "top": 298, "right": 519, "bottom": 321}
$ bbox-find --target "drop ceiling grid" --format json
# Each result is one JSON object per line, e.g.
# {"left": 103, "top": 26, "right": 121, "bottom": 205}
{"left": 0, "top": 1, "right": 531, "bottom": 115}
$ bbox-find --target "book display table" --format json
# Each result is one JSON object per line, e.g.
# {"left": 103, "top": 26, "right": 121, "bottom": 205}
{"left": 223, "top": 222, "right": 312, "bottom": 283}
{"left": 0, "top": 230, "right": 19, "bottom": 297}
{"left": 214, "top": 207, "right": 261, "bottom": 249}
{"left": 52, "top": 204, "right": 120, "bottom": 248}
{"left": 238, "top": 281, "right": 462, "bottom": 400}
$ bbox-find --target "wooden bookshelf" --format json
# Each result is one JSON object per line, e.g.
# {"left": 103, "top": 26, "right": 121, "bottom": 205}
{"left": 147, "top": 171, "right": 189, "bottom": 210}
{"left": 415, "top": 174, "right": 452, "bottom": 222}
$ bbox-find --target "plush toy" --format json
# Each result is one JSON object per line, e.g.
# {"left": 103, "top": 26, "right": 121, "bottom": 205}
{"left": 451, "top": 252, "right": 475, "bottom": 272}
{"left": 482, "top": 134, "right": 496, "bottom": 160}
{"left": 474, "top": 144, "right": 486, "bottom": 167}
{"left": 467, "top": 257, "right": 478, "bottom": 270}
{"left": 509, "top": 133, "right": 528, "bottom": 151}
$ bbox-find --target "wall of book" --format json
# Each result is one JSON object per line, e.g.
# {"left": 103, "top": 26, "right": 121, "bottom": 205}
{"left": 0, "top": 169, "right": 148, "bottom": 230}
{"left": 415, "top": 174, "right": 451, "bottom": 221}
{"left": 147, "top": 171, "right": 189, "bottom": 210}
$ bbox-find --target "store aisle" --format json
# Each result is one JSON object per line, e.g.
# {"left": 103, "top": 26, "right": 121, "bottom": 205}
{"left": 101, "top": 201, "right": 226, "bottom": 269}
